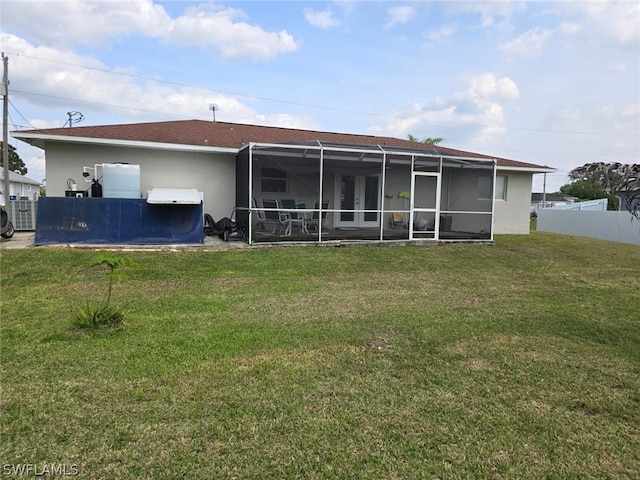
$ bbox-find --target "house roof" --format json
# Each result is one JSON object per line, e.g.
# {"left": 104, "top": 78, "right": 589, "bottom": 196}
{"left": 12, "top": 119, "right": 554, "bottom": 172}
{"left": 0, "top": 170, "right": 42, "bottom": 186}
{"left": 531, "top": 192, "right": 577, "bottom": 203}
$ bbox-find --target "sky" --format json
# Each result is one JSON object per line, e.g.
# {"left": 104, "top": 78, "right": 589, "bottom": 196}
{"left": 1, "top": 0, "right": 639, "bottom": 193}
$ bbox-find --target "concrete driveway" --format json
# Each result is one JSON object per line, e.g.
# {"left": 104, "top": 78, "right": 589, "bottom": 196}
{"left": 0, "top": 231, "right": 35, "bottom": 249}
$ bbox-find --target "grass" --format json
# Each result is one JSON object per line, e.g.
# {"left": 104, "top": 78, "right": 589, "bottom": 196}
{"left": 1, "top": 232, "right": 639, "bottom": 479}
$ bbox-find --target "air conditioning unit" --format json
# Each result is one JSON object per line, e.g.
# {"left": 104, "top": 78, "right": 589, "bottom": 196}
{"left": 8, "top": 200, "right": 37, "bottom": 230}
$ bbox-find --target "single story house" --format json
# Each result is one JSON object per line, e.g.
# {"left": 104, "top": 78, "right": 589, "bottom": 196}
{"left": 0, "top": 170, "right": 41, "bottom": 204}
{"left": 12, "top": 120, "right": 554, "bottom": 245}
{"left": 530, "top": 192, "right": 578, "bottom": 217}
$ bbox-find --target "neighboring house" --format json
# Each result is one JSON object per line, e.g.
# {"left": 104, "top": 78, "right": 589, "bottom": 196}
{"left": 0, "top": 170, "right": 41, "bottom": 205}
{"left": 530, "top": 192, "right": 578, "bottom": 216}
{"left": 12, "top": 120, "right": 554, "bottom": 244}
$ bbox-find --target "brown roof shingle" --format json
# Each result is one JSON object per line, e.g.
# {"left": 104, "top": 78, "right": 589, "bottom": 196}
{"left": 14, "top": 119, "right": 551, "bottom": 170}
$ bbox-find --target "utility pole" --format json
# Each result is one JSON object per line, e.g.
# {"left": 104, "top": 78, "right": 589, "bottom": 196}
{"left": 2, "top": 52, "right": 9, "bottom": 209}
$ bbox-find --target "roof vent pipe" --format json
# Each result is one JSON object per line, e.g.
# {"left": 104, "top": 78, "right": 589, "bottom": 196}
{"left": 208, "top": 103, "right": 218, "bottom": 122}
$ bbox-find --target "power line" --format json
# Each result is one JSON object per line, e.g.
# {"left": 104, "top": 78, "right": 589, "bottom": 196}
{"left": 7, "top": 105, "right": 45, "bottom": 171}
{"left": 480, "top": 146, "right": 638, "bottom": 159}
{"left": 10, "top": 89, "right": 195, "bottom": 119}
{"left": 10, "top": 89, "right": 639, "bottom": 162}
{"left": 6, "top": 51, "right": 638, "bottom": 138}
{"left": 8, "top": 98, "right": 35, "bottom": 129}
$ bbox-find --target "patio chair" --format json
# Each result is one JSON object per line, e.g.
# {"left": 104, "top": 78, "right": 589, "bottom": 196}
{"left": 260, "top": 199, "right": 285, "bottom": 235}
{"left": 279, "top": 199, "right": 308, "bottom": 235}
{"left": 391, "top": 212, "right": 405, "bottom": 229}
{"left": 252, "top": 198, "right": 277, "bottom": 234}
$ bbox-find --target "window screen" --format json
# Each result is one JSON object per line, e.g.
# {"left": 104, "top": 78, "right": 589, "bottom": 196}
{"left": 478, "top": 175, "right": 507, "bottom": 200}
{"left": 261, "top": 167, "right": 287, "bottom": 193}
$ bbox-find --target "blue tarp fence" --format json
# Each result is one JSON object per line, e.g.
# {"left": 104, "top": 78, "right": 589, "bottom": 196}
{"left": 35, "top": 197, "right": 204, "bottom": 245}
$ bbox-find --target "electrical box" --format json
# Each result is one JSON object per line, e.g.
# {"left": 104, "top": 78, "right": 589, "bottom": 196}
{"left": 65, "top": 191, "right": 88, "bottom": 198}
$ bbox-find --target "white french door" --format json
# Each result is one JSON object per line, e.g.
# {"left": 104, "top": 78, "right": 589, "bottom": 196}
{"left": 335, "top": 175, "right": 380, "bottom": 227}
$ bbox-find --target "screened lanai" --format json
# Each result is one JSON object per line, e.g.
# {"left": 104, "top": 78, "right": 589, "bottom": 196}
{"left": 234, "top": 142, "right": 496, "bottom": 244}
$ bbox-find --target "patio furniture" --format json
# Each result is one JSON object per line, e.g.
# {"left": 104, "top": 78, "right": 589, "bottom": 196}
{"left": 260, "top": 199, "right": 286, "bottom": 235}
{"left": 391, "top": 212, "right": 405, "bottom": 229}
{"left": 252, "top": 198, "right": 278, "bottom": 234}
{"left": 261, "top": 199, "right": 303, "bottom": 236}
{"left": 279, "top": 199, "right": 308, "bottom": 235}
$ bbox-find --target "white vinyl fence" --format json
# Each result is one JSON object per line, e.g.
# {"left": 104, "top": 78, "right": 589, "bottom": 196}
{"left": 537, "top": 210, "right": 640, "bottom": 246}
{"left": 533, "top": 198, "right": 608, "bottom": 215}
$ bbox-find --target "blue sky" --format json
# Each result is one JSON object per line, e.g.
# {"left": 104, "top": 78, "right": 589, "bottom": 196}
{"left": 2, "top": 0, "right": 639, "bottom": 192}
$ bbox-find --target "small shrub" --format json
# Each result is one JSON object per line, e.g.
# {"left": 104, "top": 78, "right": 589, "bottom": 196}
{"left": 90, "top": 253, "right": 139, "bottom": 307}
{"left": 71, "top": 301, "right": 124, "bottom": 329}
{"left": 71, "top": 253, "right": 138, "bottom": 330}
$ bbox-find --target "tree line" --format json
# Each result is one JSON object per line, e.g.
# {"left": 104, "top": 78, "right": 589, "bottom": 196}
{"left": 0, "top": 142, "right": 28, "bottom": 175}
{"left": 560, "top": 162, "right": 639, "bottom": 220}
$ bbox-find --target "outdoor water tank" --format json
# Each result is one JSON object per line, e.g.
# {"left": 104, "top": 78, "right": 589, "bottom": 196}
{"left": 102, "top": 164, "right": 141, "bottom": 199}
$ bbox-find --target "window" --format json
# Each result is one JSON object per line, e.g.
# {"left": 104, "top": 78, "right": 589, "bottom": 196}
{"left": 478, "top": 175, "right": 507, "bottom": 200}
{"left": 494, "top": 175, "right": 507, "bottom": 200}
{"left": 261, "top": 167, "right": 287, "bottom": 193}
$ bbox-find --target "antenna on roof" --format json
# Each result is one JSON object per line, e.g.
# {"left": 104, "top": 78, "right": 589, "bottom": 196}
{"left": 208, "top": 103, "right": 218, "bottom": 122}
{"left": 66, "top": 111, "right": 84, "bottom": 128}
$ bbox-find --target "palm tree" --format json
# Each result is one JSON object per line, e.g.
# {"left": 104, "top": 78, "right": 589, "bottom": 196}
{"left": 407, "top": 134, "right": 443, "bottom": 145}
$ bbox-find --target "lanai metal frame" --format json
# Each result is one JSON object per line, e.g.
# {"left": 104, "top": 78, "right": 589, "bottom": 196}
{"left": 234, "top": 142, "right": 496, "bottom": 245}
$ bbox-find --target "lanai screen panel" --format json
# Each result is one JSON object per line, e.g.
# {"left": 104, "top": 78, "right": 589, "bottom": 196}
{"left": 440, "top": 159, "right": 495, "bottom": 239}
{"left": 249, "top": 143, "right": 322, "bottom": 243}
{"left": 324, "top": 149, "right": 385, "bottom": 241}
{"left": 246, "top": 142, "right": 495, "bottom": 244}
{"left": 382, "top": 152, "right": 412, "bottom": 241}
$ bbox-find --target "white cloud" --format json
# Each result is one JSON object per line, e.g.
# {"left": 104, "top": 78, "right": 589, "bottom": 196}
{"left": 559, "top": 0, "right": 640, "bottom": 47}
{"left": 368, "top": 73, "right": 520, "bottom": 143}
{"left": 445, "top": 0, "right": 520, "bottom": 28}
{"left": 423, "top": 24, "right": 458, "bottom": 47}
{"left": 170, "top": 4, "right": 299, "bottom": 60}
{"left": 386, "top": 5, "right": 416, "bottom": 28}
{"left": 460, "top": 73, "right": 520, "bottom": 102}
{"left": 3, "top": 32, "right": 313, "bottom": 135}
{"left": 2, "top": 0, "right": 160, "bottom": 48}
{"left": 2, "top": 0, "right": 299, "bottom": 61}
{"left": 254, "top": 113, "right": 319, "bottom": 130}
{"left": 560, "top": 22, "right": 581, "bottom": 36}
{"left": 4, "top": 28, "right": 311, "bottom": 184}
{"left": 304, "top": 8, "right": 340, "bottom": 29}
{"left": 499, "top": 28, "right": 552, "bottom": 58}
{"left": 552, "top": 102, "right": 640, "bottom": 135}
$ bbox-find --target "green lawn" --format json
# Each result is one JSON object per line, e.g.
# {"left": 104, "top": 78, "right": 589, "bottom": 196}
{"left": 1, "top": 232, "right": 639, "bottom": 479}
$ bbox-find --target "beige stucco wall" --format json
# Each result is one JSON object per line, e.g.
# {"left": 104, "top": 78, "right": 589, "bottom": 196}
{"left": 41, "top": 141, "right": 534, "bottom": 236}
{"left": 43, "top": 142, "right": 236, "bottom": 220}
{"left": 493, "top": 170, "right": 533, "bottom": 234}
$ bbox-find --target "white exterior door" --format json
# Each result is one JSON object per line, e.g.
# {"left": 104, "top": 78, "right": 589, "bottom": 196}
{"left": 335, "top": 175, "right": 380, "bottom": 227}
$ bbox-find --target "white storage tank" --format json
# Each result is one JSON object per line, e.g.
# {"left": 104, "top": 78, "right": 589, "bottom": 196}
{"left": 102, "top": 164, "right": 141, "bottom": 199}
